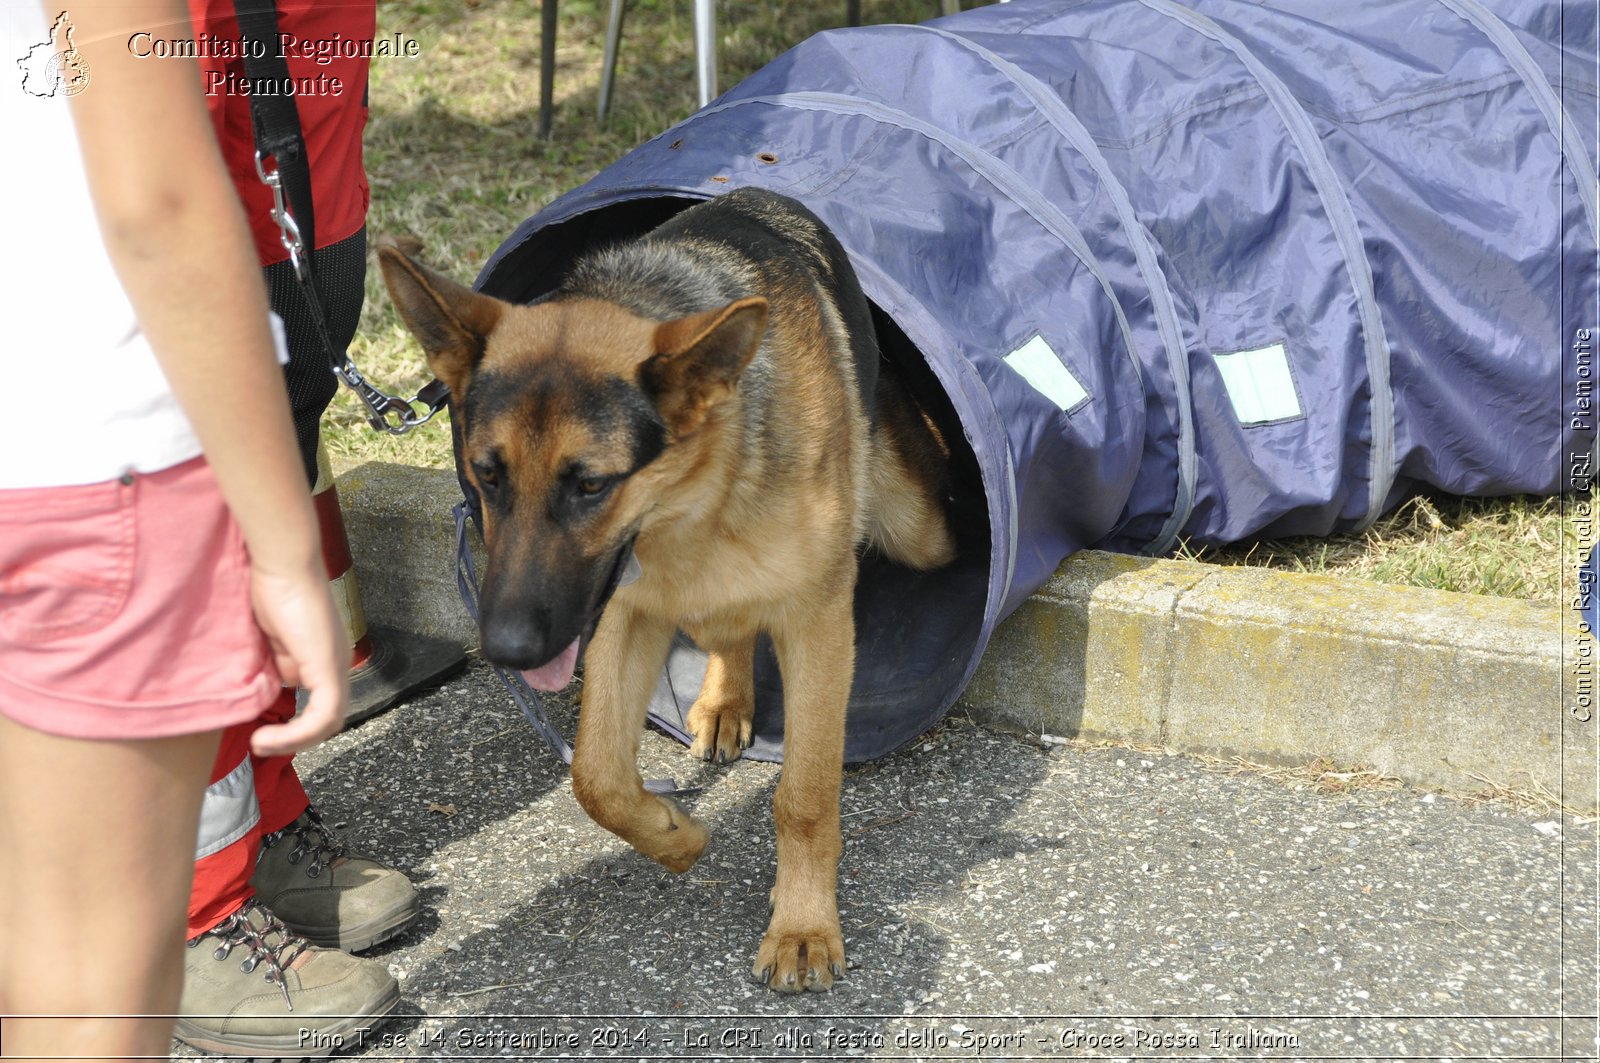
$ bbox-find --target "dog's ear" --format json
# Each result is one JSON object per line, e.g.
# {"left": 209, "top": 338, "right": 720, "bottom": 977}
{"left": 641, "top": 297, "right": 768, "bottom": 434}
{"left": 377, "top": 241, "right": 504, "bottom": 394}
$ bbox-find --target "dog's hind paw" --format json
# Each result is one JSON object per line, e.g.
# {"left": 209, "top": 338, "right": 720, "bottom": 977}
{"left": 752, "top": 925, "right": 845, "bottom": 993}
{"left": 686, "top": 693, "right": 754, "bottom": 764}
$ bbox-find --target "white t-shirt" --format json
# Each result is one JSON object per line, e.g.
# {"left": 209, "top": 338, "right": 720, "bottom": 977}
{"left": 1, "top": 6, "right": 281, "bottom": 489}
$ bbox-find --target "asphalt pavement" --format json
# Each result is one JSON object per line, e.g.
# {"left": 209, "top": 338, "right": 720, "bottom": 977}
{"left": 173, "top": 659, "right": 1599, "bottom": 1061}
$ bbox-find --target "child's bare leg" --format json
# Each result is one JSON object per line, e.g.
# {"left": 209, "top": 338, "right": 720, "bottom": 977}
{"left": 0, "top": 714, "right": 219, "bottom": 1061}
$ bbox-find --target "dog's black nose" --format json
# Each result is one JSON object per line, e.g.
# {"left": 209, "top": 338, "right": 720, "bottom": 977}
{"left": 478, "top": 611, "right": 553, "bottom": 671}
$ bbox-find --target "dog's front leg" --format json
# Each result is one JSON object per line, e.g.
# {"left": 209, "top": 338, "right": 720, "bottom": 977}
{"left": 571, "top": 606, "right": 708, "bottom": 873}
{"left": 755, "top": 592, "right": 851, "bottom": 992}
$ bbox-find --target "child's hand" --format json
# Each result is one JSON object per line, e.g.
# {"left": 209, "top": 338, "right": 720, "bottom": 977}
{"left": 247, "top": 564, "right": 349, "bottom": 757}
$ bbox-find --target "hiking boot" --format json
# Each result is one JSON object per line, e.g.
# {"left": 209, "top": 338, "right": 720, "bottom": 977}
{"left": 175, "top": 899, "right": 399, "bottom": 1058}
{"left": 251, "top": 805, "right": 420, "bottom": 952}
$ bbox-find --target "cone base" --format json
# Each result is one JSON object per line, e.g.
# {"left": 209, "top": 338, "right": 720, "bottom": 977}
{"left": 296, "top": 626, "right": 468, "bottom": 728}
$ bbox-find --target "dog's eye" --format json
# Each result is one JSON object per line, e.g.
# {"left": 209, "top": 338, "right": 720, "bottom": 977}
{"left": 472, "top": 460, "right": 500, "bottom": 488}
{"left": 562, "top": 466, "right": 620, "bottom": 504}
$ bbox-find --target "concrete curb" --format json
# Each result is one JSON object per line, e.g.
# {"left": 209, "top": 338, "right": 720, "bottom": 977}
{"left": 335, "top": 459, "right": 1598, "bottom": 809}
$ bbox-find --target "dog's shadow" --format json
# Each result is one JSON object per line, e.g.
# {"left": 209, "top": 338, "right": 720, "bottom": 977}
{"left": 300, "top": 668, "right": 1062, "bottom": 1048}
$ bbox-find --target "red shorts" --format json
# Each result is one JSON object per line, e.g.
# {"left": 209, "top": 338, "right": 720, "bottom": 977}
{"left": 0, "top": 457, "right": 280, "bottom": 739}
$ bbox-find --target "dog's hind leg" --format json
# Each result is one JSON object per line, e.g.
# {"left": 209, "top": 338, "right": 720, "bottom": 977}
{"left": 571, "top": 606, "right": 708, "bottom": 874}
{"left": 754, "top": 589, "right": 851, "bottom": 992}
{"left": 684, "top": 630, "right": 756, "bottom": 764}
{"left": 866, "top": 370, "right": 956, "bottom": 571}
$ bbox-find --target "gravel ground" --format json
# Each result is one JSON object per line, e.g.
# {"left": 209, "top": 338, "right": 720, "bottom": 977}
{"left": 173, "top": 659, "right": 1599, "bottom": 1061}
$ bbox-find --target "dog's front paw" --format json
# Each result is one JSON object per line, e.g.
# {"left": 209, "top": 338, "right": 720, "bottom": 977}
{"left": 686, "top": 691, "right": 753, "bottom": 764}
{"left": 634, "top": 796, "right": 708, "bottom": 873}
{"left": 752, "top": 921, "right": 845, "bottom": 993}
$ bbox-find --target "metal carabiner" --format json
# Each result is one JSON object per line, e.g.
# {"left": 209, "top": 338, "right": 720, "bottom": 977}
{"left": 253, "top": 152, "right": 307, "bottom": 277}
{"left": 255, "top": 150, "right": 450, "bottom": 437}
{"left": 334, "top": 362, "right": 448, "bottom": 435}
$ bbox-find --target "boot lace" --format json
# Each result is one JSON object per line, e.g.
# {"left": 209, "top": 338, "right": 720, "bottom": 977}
{"left": 189, "top": 899, "right": 311, "bottom": 1010}
{"left": 257, "top": 805, "right": 348, "bottom": 880}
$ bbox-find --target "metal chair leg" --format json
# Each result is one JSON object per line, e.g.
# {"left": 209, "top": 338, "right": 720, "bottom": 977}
{"left": 539, "top": 0, "right": 557, "bottom": 138}
{"left": 693, "top": 0, "right": 717, "bottom": 106}
{"left": 598, "top": 0, "right": 626, "bottom": 120}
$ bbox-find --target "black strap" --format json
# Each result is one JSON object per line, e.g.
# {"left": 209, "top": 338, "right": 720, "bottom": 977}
{"left": 228, "top": 0, "right": 450, "bottom": 435}
{"left": 232, "top": 0, "right": 316, "bottom": 269}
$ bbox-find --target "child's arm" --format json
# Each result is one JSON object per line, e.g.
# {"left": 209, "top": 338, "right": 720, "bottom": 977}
{"left": 61, "top": 0, "right": 347, "bottom": 756}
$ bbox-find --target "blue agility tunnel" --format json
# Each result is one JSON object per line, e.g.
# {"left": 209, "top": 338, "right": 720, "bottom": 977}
{"left": 475, "top": 0, "right": 1598, "bottom": 763}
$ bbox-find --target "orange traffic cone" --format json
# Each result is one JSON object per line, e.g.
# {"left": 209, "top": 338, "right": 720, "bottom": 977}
{"left": 308, "top": 441, "right": 466, "bottom": 726}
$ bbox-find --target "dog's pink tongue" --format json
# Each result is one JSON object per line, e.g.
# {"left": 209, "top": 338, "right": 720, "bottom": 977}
{"left": 519, "top": 637, "right": 580, "bottom": 691}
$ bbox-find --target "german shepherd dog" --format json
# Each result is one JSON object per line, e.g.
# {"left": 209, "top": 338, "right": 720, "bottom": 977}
{"left": 378, "top": 188, "right": 955, "bottom": 992}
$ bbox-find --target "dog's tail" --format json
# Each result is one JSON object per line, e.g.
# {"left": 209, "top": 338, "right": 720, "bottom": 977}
{"left": 865, "top": 370, "right": 957, "bottom": 571}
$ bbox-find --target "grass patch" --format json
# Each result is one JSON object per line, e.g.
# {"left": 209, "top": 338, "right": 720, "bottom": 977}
{"left": 1178, "top": 493, "right": 1581, "bottom": 604}
{"left": 331, "top": 0, "right": 1580, "bottom": 606}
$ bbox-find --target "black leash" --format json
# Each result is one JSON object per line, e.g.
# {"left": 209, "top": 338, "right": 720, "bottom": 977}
{"left": 233, "top": 0, "right": 448, "bottom": 435}
{"left": 451, "top": 501, "right": 575, "bottom": 764}
{"left": 453, "top": 502, "right": 693, "bottom": 797}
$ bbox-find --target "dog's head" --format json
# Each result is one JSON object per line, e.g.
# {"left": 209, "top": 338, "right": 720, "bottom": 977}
{"left": 378, "top": 241, "right": 767, "bottom": 689}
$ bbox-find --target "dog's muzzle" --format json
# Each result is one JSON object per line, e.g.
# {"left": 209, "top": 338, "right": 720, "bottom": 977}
{"left": 517, "top": 532, "right": 641, "bottom": 691}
